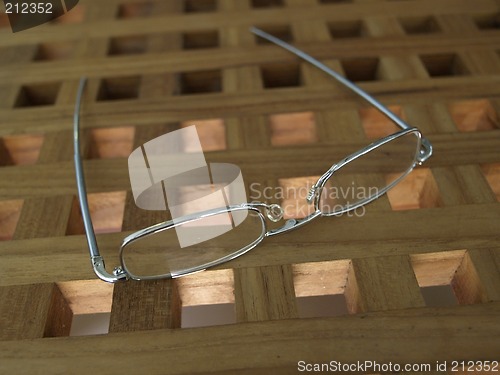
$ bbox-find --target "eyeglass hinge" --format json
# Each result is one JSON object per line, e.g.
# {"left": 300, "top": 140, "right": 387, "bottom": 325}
{"left": 91, "top": 256, "right": 128, "bottom": 283}
{"left": 307, "top": 186, "right": 318, "bottom": 204}
{"left": 417, "top": 137, "right": 433, "bottom": 165}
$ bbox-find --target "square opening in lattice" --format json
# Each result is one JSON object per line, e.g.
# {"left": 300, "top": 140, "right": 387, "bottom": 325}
{"left": 359, "top": 105, "right": 404, "bottom": 139}
{"left": 251, "top": 0, "right": 284, "bottom": 8}
{"left": 60, "top": 280, "right": 112, "bottom": 337}
{"left": 177, "top": 269, "right": 235, "bottom": 328}
{"left": 420, "top": 53, "right": 469, "bottom": 77}
{"left": 182, "top": 303, "right": 235, "bottom": 327}
{"left": 481, "top": 163, "right": 500, "bottom": 202}
{"left": 0, "top": 200, "right": 23, "bottom": 241}
{"left": 179, "top": 70, "right": 222, "bottom": 94}
{"left": 66, "top": 196, "right": 85, "bottom": 235}
{"left": 14, "top": 82, "right": 60, "bottom": 107}
{"left": 184, "top": 0, "right": 216, "bottom": 13}
{"left": 420, "top": 285, "right": 458, "bottom": 307}
{"left": 97, "top": 76, "right": 141, "bottom": 101}
{"left": 269, "top": 112, "right": 317, "bottom": 146}
{"left": 293, "top": 260, "right": 351, "bottom": 318}
{"left": 254, "top": 24, "right": 293, "bottom": 44}
{"left": 51, "top": 4, "right": 85, "bottom": 24}
{"left": 261, "top": 62, "right": 301, "bottom": 88}
{"left": 58, "top": 280, "right": 114, "bottom": 315}
{"left": 0, "top": 134, "right": 44, "bottom": 166}
{"left": 411, "top": 250, "right": 484, "bottom": 306}
{"left": 386, "top": 168, "right": 442, "bottom": 210}
{"left": 118, "top": 2, "right": 154, "bottom": 18}
{"left": 448, "top": 99, "right": 499, "bottom": 132}
{"left": 474, "top": 13, "right": 500, "bottom": 30}
{"left": 340, "top": 57, "right": 381, "bottom": 82}
{"left": 328, "top": 20, "right": 366, "bottom": 39}
{"left": 34, "top": 41, "right": 76, "bottom": 61}
{"left": 70, "top": 314, "right": 110, "bottom": 336}
{"left": 278, "top": 176, "right": 320, "bottom": 219}
{"left": 399, "top": 16, "right": 441, "bottom": 34}
{"left": 181, "top": 119, "right": 226, "bottom": 151}
{"left": 297, "top": 295, "right": 349, "bottom": 318}
{"left": 88, "top": 126, "right": 135, "bottom": 159}
{"left": 87, "top": 191, "right": 127, "bottom": 234}
{"left": 108, "top": 35, "right": 148, "bottom": 55}
{"left": 0, "top": 11, "right": 9, "bottom": 28}
{"left": 183, "top": 30, "right": 219, "bottom": 50}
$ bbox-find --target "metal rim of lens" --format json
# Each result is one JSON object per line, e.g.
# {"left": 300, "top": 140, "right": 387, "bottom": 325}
{"left": 316, "top": 128, "right": 422, "bottom": 216}
{"left": 119, "top": 205, "right": 266, "bottom": 280}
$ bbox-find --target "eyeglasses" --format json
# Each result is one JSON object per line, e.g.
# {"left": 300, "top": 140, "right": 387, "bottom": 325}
{"left": 74, "top": 27, "right": 432, "bottom": 283}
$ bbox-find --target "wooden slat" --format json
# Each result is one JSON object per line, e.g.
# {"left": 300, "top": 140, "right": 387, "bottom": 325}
{"left": 467, "top": 248, "right": 500, "bottom": 302}
{"left": 109, "top": 127, "right": 181, "bottom": 331}
{"left": 1, "top": 203, "right": 499, "bottom": 286}
{"left": 349, "top": 255, "right": 425, "bottom": 312}
{"left": 108, "top": 2, "right": 183, "bottom": 333}
{"left": 220, "top": 3, "right": 269, "bottom": 151}
{"left": 0, "top": 302, "right": 498, "bottom": 374}
{"left": 12, "top": 195, "right": 74, "bottom": 239}
{"left": 109, "top": 280, "right": 181, "bottom": 332}
{"left": 0, "top": 283, "right": 72, "bottom": 340}
{"left": 10, "top": 118, "right": 75, "bottom": 247}
{"left": 3, "top": 34, "right": 500, "bottom": 87}
{"left": 234, "top": 265, "right": 298, "bottom": 322}
{"left": 1, "top": 131, "right": 500, "bottom": 200}
{"left": 451, "top": 165, "right": 498, "bottom": 204}
{"left": 1, "top": 75, "right": 500, "bottom": 137}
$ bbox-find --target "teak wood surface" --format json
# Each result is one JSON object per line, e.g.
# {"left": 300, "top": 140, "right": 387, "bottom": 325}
{"left": 0, "top": 0, "right": 499, "bottom": 374}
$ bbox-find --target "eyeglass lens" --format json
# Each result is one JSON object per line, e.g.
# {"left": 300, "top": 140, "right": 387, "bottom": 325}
{"left": 319, "top": 131, "right": 420, "bottom": 215}
{"left": 120, "top": 208, "right": 265, "bottom": 278}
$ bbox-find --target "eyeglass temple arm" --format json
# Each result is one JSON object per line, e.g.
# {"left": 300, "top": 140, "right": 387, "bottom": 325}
{"left": 73, "top": 77, "right": 127, "bottom": 283}
{"left": 250, "top": 27, "right": 432, "bottom": 164}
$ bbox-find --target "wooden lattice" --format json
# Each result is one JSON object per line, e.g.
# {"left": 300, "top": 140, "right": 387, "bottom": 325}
{"left": 0, "top": 0, "right": 499, "bottom": 373}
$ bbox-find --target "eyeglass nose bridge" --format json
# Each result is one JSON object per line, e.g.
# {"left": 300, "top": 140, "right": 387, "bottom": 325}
{"left": 265, "top": 210, "right": 322, "bottom": 237}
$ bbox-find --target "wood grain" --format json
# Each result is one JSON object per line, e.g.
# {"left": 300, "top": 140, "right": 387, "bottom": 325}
{"left": 0, "top": 0, "right": 499, "bottom": 372}
{"left": 234, "top": 265, "right": 298, "bottom": 322}
{"left": 350, "top": 255, "right": 425, "bottom": 312}
{"left": 0, "top": 303, "right": 499, "bottom": 374}
{"left": 0, "top": 283, "right": 72, "bottom": 340}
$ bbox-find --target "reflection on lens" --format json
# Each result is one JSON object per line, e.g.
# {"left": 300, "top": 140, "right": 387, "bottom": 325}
{"left": 121, "top": 208, "right": 265, "bottom": 279}
{"left": 319, "top": 130, "right": 420, "bottom": 215}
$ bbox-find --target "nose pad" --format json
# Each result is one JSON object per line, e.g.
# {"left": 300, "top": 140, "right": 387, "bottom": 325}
{"left": 266, "top": 204, "right": 284, "bottom": 222}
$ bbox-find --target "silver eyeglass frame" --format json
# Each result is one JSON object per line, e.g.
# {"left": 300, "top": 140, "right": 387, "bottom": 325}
{"left": 119, "top": 204, "right": 268, "bottom": 280}
{"left": 73, "top": 27, "right": 433, "bottom": 283}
